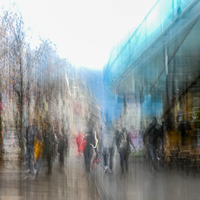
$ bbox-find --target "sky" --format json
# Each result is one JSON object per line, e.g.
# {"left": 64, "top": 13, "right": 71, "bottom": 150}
{"left": 0, "top": 0, "right": 158, "bottom": 70}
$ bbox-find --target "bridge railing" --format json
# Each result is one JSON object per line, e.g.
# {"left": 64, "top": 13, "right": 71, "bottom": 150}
{"left": 104, "top": 0, "right": 196, "bottom": 85}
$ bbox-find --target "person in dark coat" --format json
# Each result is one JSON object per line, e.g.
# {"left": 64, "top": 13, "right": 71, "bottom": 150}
{"left": 43, "top": 120, "right": 56, "bottom": 175}
{"left": 83, "top": 121, "right": 95, "bottom": 172}
{"left": 58, "top": 128, "right": 66, "bottom": 171}
{"left": 143, "top": 117, "right": 162, "bottom": 173}
{"left": 177, "top": 115, "right": 191, "bottom": 146}
{"left": 25, "top": 120, "right": 39, "bottom": 175}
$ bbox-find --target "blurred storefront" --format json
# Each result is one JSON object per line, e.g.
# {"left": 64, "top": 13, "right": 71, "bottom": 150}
{"left": 103, "top": 0, "right": 200, "bottom": 148}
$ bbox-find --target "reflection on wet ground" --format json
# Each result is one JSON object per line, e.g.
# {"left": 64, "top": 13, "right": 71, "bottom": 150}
{"left": 0, "top": 149, "right": 100, "bottom": 200}
{"left": 1, "top": 147, "right": 200, "bottom": 200}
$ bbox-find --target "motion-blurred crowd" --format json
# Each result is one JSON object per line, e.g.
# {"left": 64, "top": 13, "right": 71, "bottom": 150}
{"left": 25, "top": 117, "right": 68, "bottom": 179}
{"left": 24, "top": 115, "right": 168, "bottom": 179}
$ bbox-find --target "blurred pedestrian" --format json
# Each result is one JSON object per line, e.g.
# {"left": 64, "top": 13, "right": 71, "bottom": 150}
{"left": 91, "top": 126, "right": 100, "bottom": 169}
{"left": 25, "top": 119, "right": 39, "bottom": 176}
{"left": 34, "top": 132, "right": 44, "bottom": 178}
{"left": 58, "top": 131, "right": 65, "bottom": 171}
{"left": 143, "top": 117, "right": 162, "bottom": 174}
{"left": 102, "top": 121, "right": 116, "bottom": 173}
{"left": 177, "top": 114, "right": 191, "bottom": 146}
{"left": 63, "top": 129, "right": 69, "bottom": 156}
{"left": 76, "top": 132, "right": 84, "bottom": 156}
{"left": 43, "top": 119, "right": 56, "bottom": 175}
{"left": 93, "top": 125, "right": 102, "bottom": 164}
{"left": 83, "top": 120, "right": 95, "bottom": 172}
{"left": 117, "top": 127, "right": 136, "bottom": 173}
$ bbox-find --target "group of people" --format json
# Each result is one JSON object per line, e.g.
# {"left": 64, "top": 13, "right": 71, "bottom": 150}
{"left": 76, "top": 117, "right": 164, "bottom": 176}
{"left": 75, "top": 120, "right": 137, "bottom": 174}
{"left": 25, "top": 115, "right": 190, "bottom": 178}
{"left": 25, "top": 119, "right": 68, "bottom": 179}
{"left": 101, "top": 121, "right": 136, "bottom": 174}
{"left": 25, "top": 116, "right": 164, "bottom": 178}
{"left": 101, "top": 117, "right": 164, "bottom": 175}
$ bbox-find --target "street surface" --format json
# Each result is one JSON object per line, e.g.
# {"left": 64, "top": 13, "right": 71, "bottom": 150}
{"left": 1, "top": 146, "right": 200, "bottom": 200}
{"left": 0, "top": 147, "right": 100, "bottom": 200}
{"left": 92, "top": 149, "right": 200, "bottom": 200}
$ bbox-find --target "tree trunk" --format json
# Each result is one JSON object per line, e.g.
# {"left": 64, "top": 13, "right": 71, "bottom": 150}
{"left": 0, "top": 75, "right": 3, "bottom": 161}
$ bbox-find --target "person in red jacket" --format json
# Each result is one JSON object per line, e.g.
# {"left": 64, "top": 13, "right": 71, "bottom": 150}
{"left": 76, "top": 132, "right": 84, "bottom": 156}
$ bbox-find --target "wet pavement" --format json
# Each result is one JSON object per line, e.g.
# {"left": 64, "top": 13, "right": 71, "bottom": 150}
{"left": 1, "top": 146, "right": 200, "bottom": 200}
{"left": 0, "top": 148, "right": 100, "bottom": 200}
{"left": 91, "top": 150, "right": 200, "bottom": 200}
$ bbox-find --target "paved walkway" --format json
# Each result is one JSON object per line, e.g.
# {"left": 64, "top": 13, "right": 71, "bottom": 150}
{"left": 0, "top": 148, "right": 100, "bottom": 200}
{"left": 2, "top": 146, "right": 200, "bottom": 200}
{"left": 91, "top": 149, "right": 200, "bottom": 200}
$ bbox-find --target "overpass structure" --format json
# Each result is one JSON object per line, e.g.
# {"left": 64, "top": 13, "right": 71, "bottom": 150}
{"left": 103, "top": 0, "right": 200, "bottom": 126}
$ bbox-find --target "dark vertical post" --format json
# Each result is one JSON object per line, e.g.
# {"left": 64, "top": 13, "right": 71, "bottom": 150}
{"left": 0, "top": 74, "right": 3, "bottom": 161}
